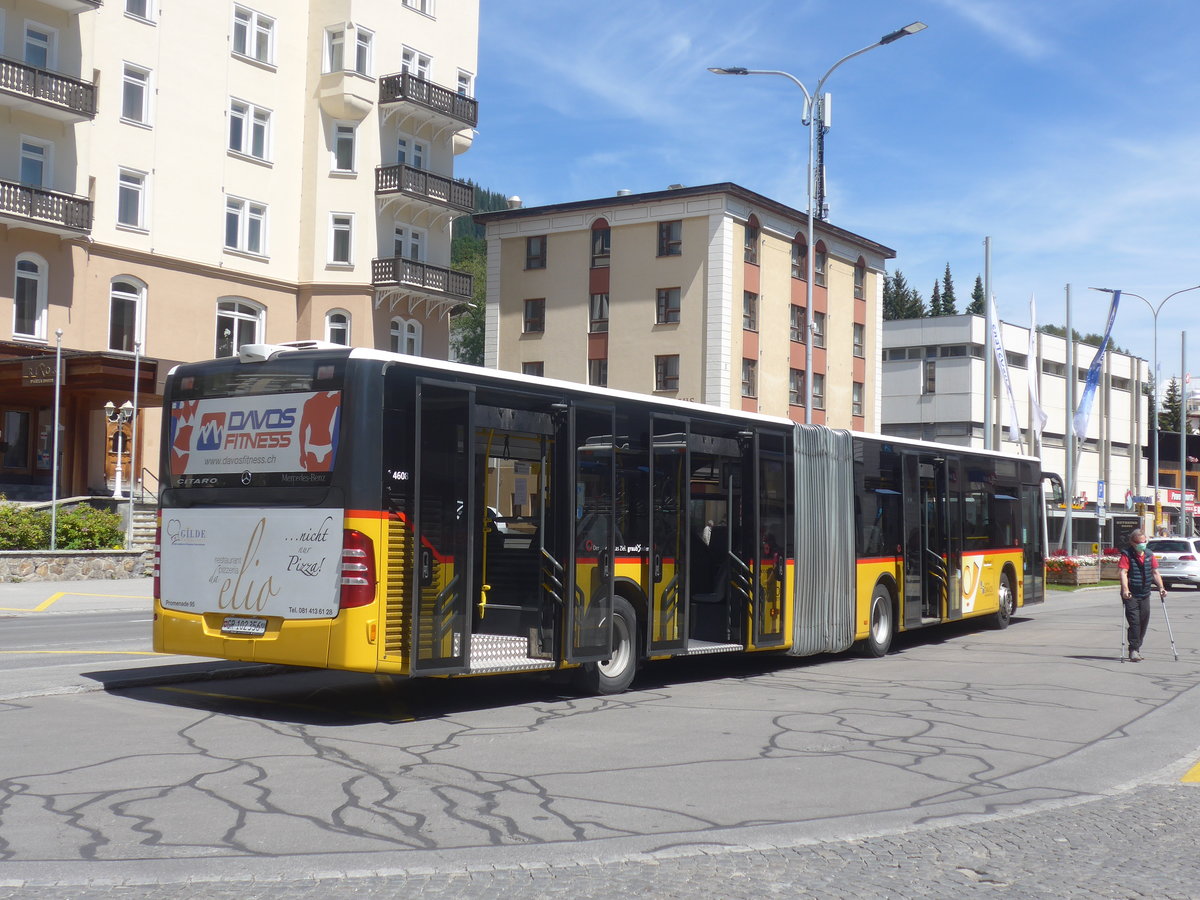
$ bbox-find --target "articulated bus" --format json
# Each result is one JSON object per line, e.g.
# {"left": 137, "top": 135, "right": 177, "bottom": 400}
{"left": 154, "top": 344, "right": 1046, "bottom": 694}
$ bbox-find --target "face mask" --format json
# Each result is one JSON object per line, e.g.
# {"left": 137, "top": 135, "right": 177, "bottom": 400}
{"left": 1135, "top": 542, "right": 1147, "bottom": 552}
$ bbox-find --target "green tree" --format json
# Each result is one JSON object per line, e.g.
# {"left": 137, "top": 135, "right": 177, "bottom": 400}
{"left": 1038, "top": 324, "right": 1129, "bottom": 355}
{"left": 883, "top": 270, "right": 925, "bottom": 320}
{"left": 940, "top": 263, "right": 957, "bottom": 315}
{"left": 1160, "top": 377, "right": 1183, "bottom": 433}
{"left": 967, "top": 275, "right": 985, "bottom": 314}
{"left": 448, "top": 184, "right": 513, "bottom": 366}
{"left": 929, "top": 280, "right": 942, "bottom": 316}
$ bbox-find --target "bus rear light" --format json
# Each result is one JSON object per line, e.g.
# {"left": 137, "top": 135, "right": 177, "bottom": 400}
{"left": 153, "top": 522, "right": 161, "bottom": 598}
{"left": 339, "top": 529, "right": 377, "bottom": 609}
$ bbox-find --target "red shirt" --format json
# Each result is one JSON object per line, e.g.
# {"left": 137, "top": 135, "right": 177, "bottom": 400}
{"left": 1118, "top": 551, "right": 1158, "bottom": 571}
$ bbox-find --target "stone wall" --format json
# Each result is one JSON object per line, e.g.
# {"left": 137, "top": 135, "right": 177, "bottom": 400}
{"left": 0, "top": 551, "right": 152, "bottom": 583}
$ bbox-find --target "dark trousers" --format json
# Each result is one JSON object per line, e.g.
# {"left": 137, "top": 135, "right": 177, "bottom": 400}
{"left": 1124, "top": 593, "right": 1152, "bottom": 651}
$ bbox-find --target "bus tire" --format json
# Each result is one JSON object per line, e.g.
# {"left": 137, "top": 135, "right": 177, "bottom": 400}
{"left": 861, "top": 583, "right": 894, "bottom": 657}
{"left": 575, "top": 596, "right": 638, "bottom": 695}
{"left": 991, "top": 570, "right": 1014, "bottom": 630}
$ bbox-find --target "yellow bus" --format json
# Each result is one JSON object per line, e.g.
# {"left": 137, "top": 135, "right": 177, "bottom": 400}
{"left": 154, "top": 344, "right": 1046, "bottom": 693}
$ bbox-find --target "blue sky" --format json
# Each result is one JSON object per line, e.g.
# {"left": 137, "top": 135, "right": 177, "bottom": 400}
{"left": 460, "top": 0, "right": 1200, "bottom": 388}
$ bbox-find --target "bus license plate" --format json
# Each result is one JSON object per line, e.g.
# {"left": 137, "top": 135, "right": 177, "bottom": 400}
{"left": 221, "top": 616, "right": 267, "bottom": 637}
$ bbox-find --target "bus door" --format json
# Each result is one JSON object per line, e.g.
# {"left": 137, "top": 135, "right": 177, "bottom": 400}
{"left": 411, "top": 380, "right": 474, "bottom": 674}
{"left": 687, "top": 430, "right": 746, "bottom": 644}
{"left": 901, "top": 453, "right": 953, "bottom": 627}
{"left": 1021, "top": 477, "right": 1045, "bottom": 603}
{"left": 649, "top": 416, "right": 688, "bottom": 654}
{"left": 753, "top": 429, "right": 788, "bottom": 648}
{"left": 568, "top": 403, "right": 616, "bottom": 662}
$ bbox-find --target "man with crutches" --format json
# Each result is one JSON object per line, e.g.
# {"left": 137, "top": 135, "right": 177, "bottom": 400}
{"left": 1118, "top": 529, "right": 1167, "bottom": 662}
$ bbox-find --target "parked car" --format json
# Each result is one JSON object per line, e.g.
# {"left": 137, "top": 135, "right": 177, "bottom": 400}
{"left": 1146, "top": 537, "right": 1200, "bottom": 589}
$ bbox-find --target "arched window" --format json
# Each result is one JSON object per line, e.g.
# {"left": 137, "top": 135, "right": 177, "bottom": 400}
{"left": 791, "top": 234, "right": 807, "bottom": 280}
{"left": 109, "top": 277, "right": 146, "bottom": 353}
{"left": 13, "top": 253, "right": 48, "bottom": 340}
{"left": 854, "top": 257, "right": 866, "bottom": 300}
{"left": 389, "top": 317, "right": 421, "bottom": 355}
{"left": 744, "top": 215, "right": 759, "bottom": 264}
{"left": 325, "top": 309, "right": 350, "bottom": 345}
{"left": 590, "top": 217, "right": 610, "bottom": 268}
{"left": 215, "top": 297, "right": 264, "bottom": 357}
{"left": 814, "top": 241, "right": 828, "bottom": 287}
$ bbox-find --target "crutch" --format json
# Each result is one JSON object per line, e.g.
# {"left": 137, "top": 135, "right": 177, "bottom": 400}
{"left": 1160, "top": 593, "right": 1179, "bottom": 661}
{"left": 1120, "top": 603, "right": 1127, "bottom": 662}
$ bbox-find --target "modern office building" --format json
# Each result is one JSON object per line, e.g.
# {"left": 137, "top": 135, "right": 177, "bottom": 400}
{"left": 881, "top": 314, "right": 1154, "bottom": 547}
{"left": 0, "top": 0, "right": 479, "bottom": 499}
{"left": 475, "top": 183, "right": 895, "bottom": 430}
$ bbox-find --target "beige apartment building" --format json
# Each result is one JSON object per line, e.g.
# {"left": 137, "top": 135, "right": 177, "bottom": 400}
{"left": 0, "top": 0, "right": 478, "bottom": 499}
{"left": 475, "top": 183, "right": 894, "bottom": 429}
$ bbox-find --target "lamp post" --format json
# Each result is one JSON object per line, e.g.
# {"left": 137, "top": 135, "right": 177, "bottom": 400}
{"left": 104, "top": 400, "right": 133, "bottom": 499}
{"left": 709, "top": 22, "right": 926, "bottom": 424}
{"left": 1091, "top": 285, "right": 1200, "bottom": 534}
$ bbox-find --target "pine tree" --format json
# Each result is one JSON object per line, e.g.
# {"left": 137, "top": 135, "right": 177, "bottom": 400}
{"left": 1160, "top": 378, "right": 1183, "bottom": 433}
{"left": 929, "top": 281, "right": 942, "bottom": 316}
{"left": 449, "top": 183, "right": 512, "bottom": 366}
{"left": 941, "top": 263, "right": 957, "bottom": 315}
{"left": 967, "top": 275, "right": 985, "bottom": 315}
{"left": 883, "top": 271, "right": 926, "bottom": 320}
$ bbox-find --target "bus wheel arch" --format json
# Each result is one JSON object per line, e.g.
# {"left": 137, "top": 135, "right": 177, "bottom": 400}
{"left": 575, "top": 594, "right": 640, "bottom": 695}
{"left": 991, "top": 565, "right": 1017, "bottom": 630}
{"left": 860, "top": 577, "right": 897, "bottom": 657}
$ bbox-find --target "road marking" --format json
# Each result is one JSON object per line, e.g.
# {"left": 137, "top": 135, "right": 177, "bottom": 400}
{"left": 0, "top": 649, "right": 160, "bottom": 656}
{"left": 0, "top": 591, "right": 147, "bottom": 613}
{"left": 1182, "top": 760, "right": 1200, "bottom": 783}
{"left": 155, "top": 681, "right": 415, "bottom": 723}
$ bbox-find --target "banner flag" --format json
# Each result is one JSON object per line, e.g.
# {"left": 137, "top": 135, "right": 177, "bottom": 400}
{"left": 1072, "top": 290, "right": 1121, "bottom": 441}
{"left": 1028, "top": 294, "right": 1048, "bottom": 437}
{"left": 988, "top": 294, "right": 1022, "bottom": 443}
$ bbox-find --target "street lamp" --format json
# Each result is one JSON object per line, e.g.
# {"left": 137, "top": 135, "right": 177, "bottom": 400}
{"left": 1090, "top": 284, "right": 1200, "bottom": 533}
{"left": 709, "top": 22, "right": 927, "bottom": 424}
{"left": 104, "top": 400, "right": 133, "bottom": 499}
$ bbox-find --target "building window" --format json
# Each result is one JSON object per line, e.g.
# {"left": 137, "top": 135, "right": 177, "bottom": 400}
{"left": 396, "top": 135, "right": 426, "bottom": 168}
{"left": 790, "top": 305, "right": 806, "bottom": 343}
{"left": 393, "top": 225, "right": 424, "bottom": 260}
{"left": 19, "top": 140, "right": 50, "bottom": 187}
{"left": 813, "top": 373, "right": 826, "bottom": 410}
{"left": 852, "top": 382, "right": 864, "bottom": 417}
{"left": 657, "top": 220, "right": 682, "bottom": 257}
{"left": 224, "top": 196, "right": 266, "bottom": 255}
{"left": 326, "top": 310, "right": 350, "bottom": 345}
{"left": 589, "top": 293, "right": 609, "bottom": 333}
{"left": 522, "top": 361, "right": 544, "bottom": 377}
{"left": 741, "top": 359, "right": 757, "bottom": 398}
{"left": 325, "top": 27, "right": 344, "bottom": 71}
{"left": 525, "top": 235, "right": 546, "bottom": 270}
{"left": 457, "top": 70, "right": 473, "bottom": 96}
{"left": 117, "top": 168, "right": 146, "bottom": 229}
{"left": 126, "top": 0, "right": 153, "bottom": 21}
{"left": 853, "top": 323, "right": 865, "bottom": 358}
{"left": 791, "top": 237, "right": 807, "bottom": 280}
{"left": 812, "top": 311, "right": 826, "bottom": 348}
{"left": 523, "top": 298, "right": 545, "bottom": 334}
{"left": 744, "top": 217, "right": 759, "bottom": 264}
{"left": 591, "top": 223, "right": 611, "bottom": 268}
{"left": 24, "top": 24, "right": 54, "bottom": 69}
{"left": 589, "top": 359, "right": 608, "bottom": 388}
{"left": 401, "top": 47, "right": 431, "bottom": 80}
{"left": 215, "top": 298, "right": 263, "bottom": 357}
{"left": 332, "top": 123, "right": 355, "bottom": 172}
{"left": 13, "top": 255, "right": 47, "bottom": 340}
{"left": 815, "top": 244, "right": 827, "bottom": 287}
{"left": 109, "top": 278, "right": 145, "bottom": 353}
{"left": 329, "top": 214, "right": 353, "bottom": 264}
{"left": 121, "top": 64, "right": 151, "bottom": 124}
{"left": 229, "top": 100, "right": 271, "bottom": 160}
{"left": 789, "top": 368, "right": 804, "bottom": 406}
{"left": 404, "top": 0, "right": 433, "bottom": 13}
{"left": 656, "top": 288, "right": 681, "bottom": 324}
{"left": 854, "top": 259, "right": 866, "bottom": 300}
{"left": 655, "top": 355, "right": 680, "bottom": 391}
{"left": 742, "top": 291, "right": 758, "bottom": 331}
{"left": 354, "top": 27, "right": 373, "bottom": 75}
{"left": 396, "top": 319, "right": 421, "bottom": 355}
{"left": 923, "top": 359, "right": 936, "bottom": 394}
{"left": 232, "top": 7, "right": 273, "bottom": 64}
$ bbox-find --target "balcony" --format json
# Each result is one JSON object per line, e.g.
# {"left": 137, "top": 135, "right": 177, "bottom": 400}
{"left": 0, "top": 57, "right": 97, "bottom": 121}
{"left": 0, "top": 180, "right": 92, "bottom": 235}
{"left": 38, "top": 0, "right": 102, "bottom": 11}
{"left": 372, "top": 257, "right": 473, "bottom": 314}
{"left": 378, "top": 72, "right": 477, "bottom": 128}
{"left": 375, "top": 164, "right": 473, "bottom": 214}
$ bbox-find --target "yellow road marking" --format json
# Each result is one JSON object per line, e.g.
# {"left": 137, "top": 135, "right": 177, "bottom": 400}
{"left": 1182, "top": 760, "right": 1200, "bottom": 783}
{"left": 375, "top": 673, "right": 415, "bottom": 723}
{"left": 0, "top": 590, "right": 146, "bottom": 613}
{"left": 0, "top": 649, "right": 160, "bottom": 656}
{"left": 155, "top": 685, "right": 332, "bottom": 715}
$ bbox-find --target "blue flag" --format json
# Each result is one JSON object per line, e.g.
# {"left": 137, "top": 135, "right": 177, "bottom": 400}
{"left": 1073, "top": 290, "right": 1120, "bottom": 441}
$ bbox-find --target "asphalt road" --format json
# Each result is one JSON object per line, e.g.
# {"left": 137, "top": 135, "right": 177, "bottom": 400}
{"left": 1, "top": 580, "right": 1200, "bottom": 898}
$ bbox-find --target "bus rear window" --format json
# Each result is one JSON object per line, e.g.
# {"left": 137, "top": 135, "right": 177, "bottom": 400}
{"left": 173, "top": 359, "right": 343, "bottom": 400}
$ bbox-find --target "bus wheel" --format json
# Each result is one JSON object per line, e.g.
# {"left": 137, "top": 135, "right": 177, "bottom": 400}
{"left": 861, "top": 584, "right": 893, "bottom": 657}
{"left": 575, "top": 596, "right": 638, "bottom": 695}
{"left": 991, "top": 571, "right": 1014, "bottom": 629}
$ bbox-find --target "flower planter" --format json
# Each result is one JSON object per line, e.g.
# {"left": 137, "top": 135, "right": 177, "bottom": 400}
{"left": 1047, "top": 565, "right": 1100, "bottom": 585}
{"left": 1100, "top": 561, "right": 1122, "bottom": 580}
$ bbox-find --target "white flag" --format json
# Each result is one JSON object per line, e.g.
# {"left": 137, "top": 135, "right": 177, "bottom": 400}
{"left": 1028, "top": 294, "right": 1048, "bottom": 438}
{"left": 988, "top": 295, "right": 1023, "bottom": 444}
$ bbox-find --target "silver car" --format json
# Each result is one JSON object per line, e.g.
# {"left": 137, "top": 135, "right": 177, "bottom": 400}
{"left": 1147, "top": 537, "right": 1200, "bottom": 589}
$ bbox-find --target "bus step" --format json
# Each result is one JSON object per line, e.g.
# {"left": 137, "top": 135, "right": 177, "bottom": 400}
{"left": 684, "top": 640, "right": 743, "bottom": 655}
{"left": 468, "top": 633, "right": 557, "bottom": 674}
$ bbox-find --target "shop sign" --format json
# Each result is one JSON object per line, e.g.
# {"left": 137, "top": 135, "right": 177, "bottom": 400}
{"left": 21, "top": 358, "right": 61, "bottom": 386}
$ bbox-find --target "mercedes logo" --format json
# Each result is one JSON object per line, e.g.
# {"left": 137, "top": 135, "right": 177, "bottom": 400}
{"left": 241, "top": 471, "right": 252, "bottom": 485}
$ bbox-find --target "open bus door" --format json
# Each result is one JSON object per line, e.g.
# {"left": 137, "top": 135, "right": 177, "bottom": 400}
{"left": 901, "top": 453, "right": 955, "bottom": 627}
{"left": 648, "top": 416, "right": 689, "bottom": 653}
{"left": 567, "top": 403, "right": 616, "bottom": 663}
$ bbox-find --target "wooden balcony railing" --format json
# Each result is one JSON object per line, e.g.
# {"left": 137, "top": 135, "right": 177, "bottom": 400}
{"left": 372, "top": 257, "right": 474, "bottom": 303}
{"left": 378, "top": 72, "right": 477, "bottom": 128}
{"left": 0, "top": 180, "right": 92, "bottom": 232}
{"left": 375, "top": 163, "right": 473, "bottom": 213}
{"left": 0, "top": 56, "right": 97, "bottom": 118}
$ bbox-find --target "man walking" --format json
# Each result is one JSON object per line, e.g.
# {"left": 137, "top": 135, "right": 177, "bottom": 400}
{"left": 1118, "top": 529, "right": 1167, "bottom": 662}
